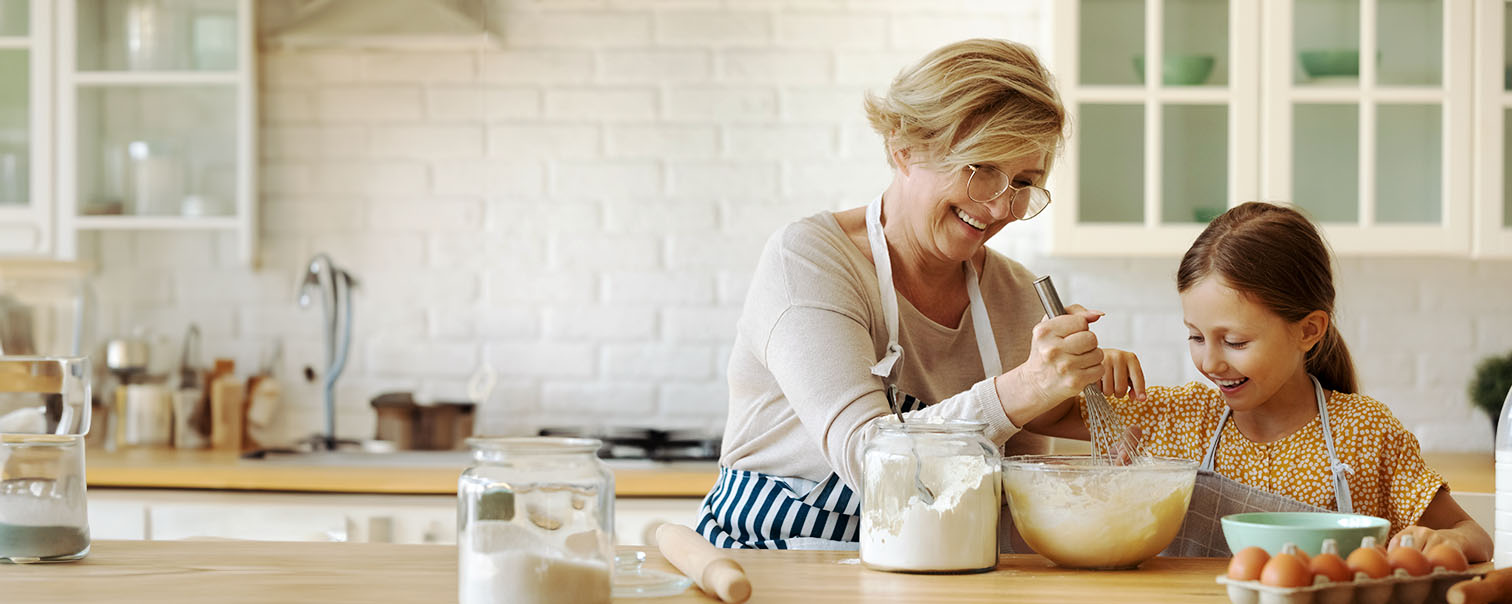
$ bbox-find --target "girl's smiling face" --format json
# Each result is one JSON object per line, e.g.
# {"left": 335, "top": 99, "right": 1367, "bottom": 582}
{"left": 1180, "top": 275, "right": 1325, "bottom": 412}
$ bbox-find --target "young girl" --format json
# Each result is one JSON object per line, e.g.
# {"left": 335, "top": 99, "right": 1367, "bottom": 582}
{"left": 1027, "top": 201, "right": 1492, "bottom": 562}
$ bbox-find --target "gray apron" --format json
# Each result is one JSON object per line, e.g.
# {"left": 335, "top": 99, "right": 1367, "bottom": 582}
{"left": 1161, "top": 375, "right": 1352, "bottom": 557}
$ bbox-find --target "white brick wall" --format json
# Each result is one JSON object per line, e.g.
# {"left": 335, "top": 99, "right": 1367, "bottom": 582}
{"left": 82, "top": 0, "right": 1510, "bottom": 453}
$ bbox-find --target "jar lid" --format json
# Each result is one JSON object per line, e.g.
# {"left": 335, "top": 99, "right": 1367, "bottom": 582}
{"left": 612, "top": 550, "right": 692, "bottom": 599}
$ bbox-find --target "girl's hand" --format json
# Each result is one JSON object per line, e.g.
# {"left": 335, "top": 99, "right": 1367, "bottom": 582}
{"left": 1099, "top": 348, "right": 1147, "bottom": 401}
{"left": 1389, "top": 526, "right": 1471, "bottom": 554}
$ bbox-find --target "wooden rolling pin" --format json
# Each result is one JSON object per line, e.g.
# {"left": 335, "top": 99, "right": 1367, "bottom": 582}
{"left": 655, "top": 524, "right": 752, "bottom": 604}
{"left": 1449, "top": 568, "right": 1509, "bottom": 604}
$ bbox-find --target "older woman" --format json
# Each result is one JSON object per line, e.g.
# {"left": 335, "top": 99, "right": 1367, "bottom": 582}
{"left": 698, "top": 39, "right": 1114, "bottom": 549}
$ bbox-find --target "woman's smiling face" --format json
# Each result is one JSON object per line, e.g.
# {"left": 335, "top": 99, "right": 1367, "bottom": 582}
{"left": 890, "top": 152, "right": 1046, "bottom": 265}
{"left": 1180, "top": 275, "right": 1317, "bottom": 412}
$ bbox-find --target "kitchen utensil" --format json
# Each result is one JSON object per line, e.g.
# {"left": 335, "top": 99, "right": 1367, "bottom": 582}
{"left": 1002, "top": 455, "right": 1197, "bottom": 569}
{"left": 171, "top": 324, "right": 206, "bottom": 449}
{"left": 244, "top": 341, "right": 283, "bottom": 449}
{"left": 883, "top": 384, "right": 935, "bottom": 505}
{"left": 1219, "top": 512, "right": 1388, "bottom": 559}
{"left": 1031, "top": 275, "right": 1144, "bottom": 461}
{"left": 655, "top": 523, "right": 751, "bottom": 604}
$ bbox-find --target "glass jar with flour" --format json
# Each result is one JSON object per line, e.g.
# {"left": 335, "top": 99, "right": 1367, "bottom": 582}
{"left": 860, "top": 418, "right": 1000, "bottom": 573}
{"left": 0, "top": 356, "right": 92, "bottom": 563}
{"left": 458, "top": 437, "right": 614, "bottom": 604}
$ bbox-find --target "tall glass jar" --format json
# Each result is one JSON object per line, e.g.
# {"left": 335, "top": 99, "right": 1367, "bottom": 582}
{"left": 0, "top": 434, "right": 89, "bottom": 563}
{"left": 860, "top": 418, "right": 1000, "bottom": 573}
{"left": 458, "top": 437, "right": 615, "bottom": 604}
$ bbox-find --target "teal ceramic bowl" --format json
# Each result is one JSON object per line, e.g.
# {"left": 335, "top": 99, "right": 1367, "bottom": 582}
{"left": 1132, "top": 54, "right": 1216, "bottom": 86}
{"left": 1221, "top": 512, "right": 1389, "bottom": 557}
{"left": 1299, "top": 49, "right": 1360, "bottom": 78}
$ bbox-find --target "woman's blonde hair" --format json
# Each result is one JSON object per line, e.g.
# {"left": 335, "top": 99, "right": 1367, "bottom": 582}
{"left": 863, "top": 38, "right": 1066, "bottom": 176}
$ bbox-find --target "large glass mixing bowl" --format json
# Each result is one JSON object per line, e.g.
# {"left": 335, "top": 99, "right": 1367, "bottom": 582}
{"left": 1001, "top": 455, "right": 1198, "bottom": 569}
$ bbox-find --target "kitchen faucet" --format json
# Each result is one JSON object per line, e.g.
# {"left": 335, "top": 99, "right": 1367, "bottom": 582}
{"left": 297, "top": 253, "right": 358, "bottom": 450}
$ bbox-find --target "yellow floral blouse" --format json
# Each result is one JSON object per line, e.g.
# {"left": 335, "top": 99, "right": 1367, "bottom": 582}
{"left": 1080, "top": 381, "right": 1445, "bottom": 535}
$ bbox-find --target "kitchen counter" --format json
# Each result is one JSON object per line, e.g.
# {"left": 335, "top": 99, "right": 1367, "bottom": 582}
{"left": 9, "top": 540, "right": 1456, "bottom": 603}
{"left": 84, "top": 448, "right": 717, "bottom": 497}
{"left": 84, "top": 448, "right": 1488, "bottom": 498}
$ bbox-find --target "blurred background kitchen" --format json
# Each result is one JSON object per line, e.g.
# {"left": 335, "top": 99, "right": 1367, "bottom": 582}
{"left": 0, "top": 0, "right": 1509, "bottom": 543}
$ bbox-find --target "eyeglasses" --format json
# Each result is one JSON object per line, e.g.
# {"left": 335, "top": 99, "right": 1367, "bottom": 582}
{"left": 965, "top": 164, "right": 1052, "bottom": 221}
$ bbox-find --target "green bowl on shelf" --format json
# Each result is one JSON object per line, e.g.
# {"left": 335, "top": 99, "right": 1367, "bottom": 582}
{"left": 1299, "top": 49, "right": 1360, "bottom": 79}
{"left": 1220, "top": 512, "right": 1389, "bottom": 558}
{"left": 1133, "top": 53, "right": 1216, "bottom": 86}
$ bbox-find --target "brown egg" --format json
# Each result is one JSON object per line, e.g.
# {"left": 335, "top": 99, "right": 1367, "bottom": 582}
{"left": 1261, "top": 552, "right": 1313, "bottom": 588}
{"left": 1388, "top": 544, "right": 1432, "bottom": 576}
{"left": 1424, "top": 544, "right": 1469, "bottom": 572}
{"left": 1346, "top": 546, "right": 1391, "bottom": 579}
{"left": 1227, "top": 546, "right": 1270, "bottom": 581}
{"left": 1310, "top": 551, "right": 1352, "bottom": 583}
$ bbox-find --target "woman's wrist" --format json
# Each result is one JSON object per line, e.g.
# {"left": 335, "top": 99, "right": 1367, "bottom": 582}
{"left": 996, "top": 368, "right": 1052, "bottom": 428}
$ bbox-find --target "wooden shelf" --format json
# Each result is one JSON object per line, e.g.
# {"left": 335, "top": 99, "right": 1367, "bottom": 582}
{"left": 73, "top": 216, "right": 240, "bottom": 231}
{"left": 73, "top": 71, "right": 239, "bottom": 86}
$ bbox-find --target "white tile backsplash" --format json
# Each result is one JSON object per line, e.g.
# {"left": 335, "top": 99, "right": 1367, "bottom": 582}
{"left": 83, "top": 0, "right": 1511, "bottom": 453}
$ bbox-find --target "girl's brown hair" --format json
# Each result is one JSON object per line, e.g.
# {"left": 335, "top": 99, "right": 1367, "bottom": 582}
{"left": 1176, "top": 202, "right": 1358, "bottom": 393}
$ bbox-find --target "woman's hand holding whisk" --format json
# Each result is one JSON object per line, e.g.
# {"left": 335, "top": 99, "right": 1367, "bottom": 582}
{"left": 996, "top": 304, "right": 1107, "bottom": 427}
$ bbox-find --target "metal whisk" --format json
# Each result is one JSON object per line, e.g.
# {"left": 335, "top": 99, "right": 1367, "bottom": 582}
{"left": 1031, "top": 276, "right": 1144, "bottom": 462}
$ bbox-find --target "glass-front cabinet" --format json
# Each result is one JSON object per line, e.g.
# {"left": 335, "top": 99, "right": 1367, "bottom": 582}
{"left": 56, "top": 0, "right": 255, "bottom": 264}
{"left": 1051, "top": 0, "right": 1261, "bottom": 256}
{"left": 1474, "top": 0, "right": 1512, "bottom": 257}
{"left": 0, "top": 0, "right": 52, "bottom": 256}
{"left": 1053, "top": 0, "right": 1484, "bottom": 256}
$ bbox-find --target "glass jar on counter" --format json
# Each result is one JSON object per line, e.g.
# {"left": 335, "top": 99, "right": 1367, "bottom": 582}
{"left": 0, "top": 434, "right": 89, "bottom": 563}
{"left": 458, "top": 437, "right": 615, "bottom": 604}
{"left": 0, "top": 356, "right": 92, "bottom": 564}
{"left": 859, "top": 418, "right": 1000, "bottom": 573}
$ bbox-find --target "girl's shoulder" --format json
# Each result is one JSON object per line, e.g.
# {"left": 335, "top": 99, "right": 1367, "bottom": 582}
{"left": 1323, "top": 390, "right": 1413, "bottom": 441}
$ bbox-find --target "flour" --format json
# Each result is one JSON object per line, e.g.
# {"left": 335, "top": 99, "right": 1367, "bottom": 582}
{"left": 0, "top": 485, "right": 90, "bottom": 561}
{"left": 1001, "top": 463, "right": 1193, "bottom": 569}
{"left": 459, "top": 520, "right": 610, "bottom": 604}
{"left": 860, "top": 452, "right": 999, "bottom": 572}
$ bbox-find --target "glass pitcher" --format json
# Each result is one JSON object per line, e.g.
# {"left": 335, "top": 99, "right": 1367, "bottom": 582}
{"left": 458, "top": 437, "right": 614, "bottom": 604}
{"left": 0, "top": 356, "right": 91, "bottom": 563}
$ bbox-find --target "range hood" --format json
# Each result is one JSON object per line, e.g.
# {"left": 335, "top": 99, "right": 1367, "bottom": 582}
{"left": 267, "top": 0, "right": 496, "bottom": 50}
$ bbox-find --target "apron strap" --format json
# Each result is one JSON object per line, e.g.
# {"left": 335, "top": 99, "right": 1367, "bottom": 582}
{"left": 965, "top": 261, "right": 1002, "bottom": 376}
{"left": 864, "top": 195, "right": 1003, "bottom": 385}
{"left": 1312, "top": 375, "right": 1354, "bottom": 514}
{"left": 865, "top": 197, "right": 904, "bottom": 381}
{"left": 1198, "top": 376, "right": 1353, "bottom": 512}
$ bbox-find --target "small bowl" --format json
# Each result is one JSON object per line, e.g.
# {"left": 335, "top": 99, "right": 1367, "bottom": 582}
{"left": 1221, "top": 512, "right": 1388, "bottom": 558}
{"left": 1299, "top": 49, "right": 1359, "bottom": 79}
{"left": 1133, "top": 53, "right": 1216, "bottom": 86}
{"left": 1002, "top": 455, "right": 1198, "bottom": 569}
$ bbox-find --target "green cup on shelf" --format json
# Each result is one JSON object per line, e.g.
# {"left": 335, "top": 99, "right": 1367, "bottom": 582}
{"left": 1133, "top": 53, "right": 1216, "bottom": 86}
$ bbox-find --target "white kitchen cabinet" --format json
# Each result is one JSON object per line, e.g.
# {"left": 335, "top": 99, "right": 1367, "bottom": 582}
{"left": 0, "top": 0, "right": 53, "bottom": 256}
{"left": 86, "top": 489, "right": 701, "bottom": 546}
{"left": 54, "top": 0, "right": 257, "bottom": 265}
{"left": 1473, "top": 0, "right": 1512, "bottom": 258}
{"left": 1050, "top": 0, "right": 1490, "bottom": 257}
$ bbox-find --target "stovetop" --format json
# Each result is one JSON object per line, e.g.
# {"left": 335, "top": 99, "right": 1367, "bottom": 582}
{"left": 536, "top": 427, "right": 722, "bottom": 462}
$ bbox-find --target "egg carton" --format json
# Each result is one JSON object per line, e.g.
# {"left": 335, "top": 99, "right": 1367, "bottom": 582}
{"left": 1216, "top": 567, "right": 1479, "bottom": 604}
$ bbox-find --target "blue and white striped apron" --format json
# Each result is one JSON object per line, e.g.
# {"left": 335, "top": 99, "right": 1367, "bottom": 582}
{"left": 698, "top": 194, "right": 1004, "bottom": 549}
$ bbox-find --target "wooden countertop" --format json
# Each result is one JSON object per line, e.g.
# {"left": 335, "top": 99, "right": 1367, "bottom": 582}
{"left": 1, "top": 540, "right": 1422, "bottom": 604}
{"left": 84, "top": 448, "right": 717, "bottom": 497}
{"left": 1427, "top": 452, "right": 1492, "bottom": 494}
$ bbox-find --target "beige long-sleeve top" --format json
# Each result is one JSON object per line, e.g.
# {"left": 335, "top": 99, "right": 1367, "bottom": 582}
{"left": 719, "top": 211, "right": 1052, "bottom": 490}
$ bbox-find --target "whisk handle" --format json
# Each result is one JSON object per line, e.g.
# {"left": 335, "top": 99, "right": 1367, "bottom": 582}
{"left": 1032, "top": 275, "right": 1069, "bottom": 318}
